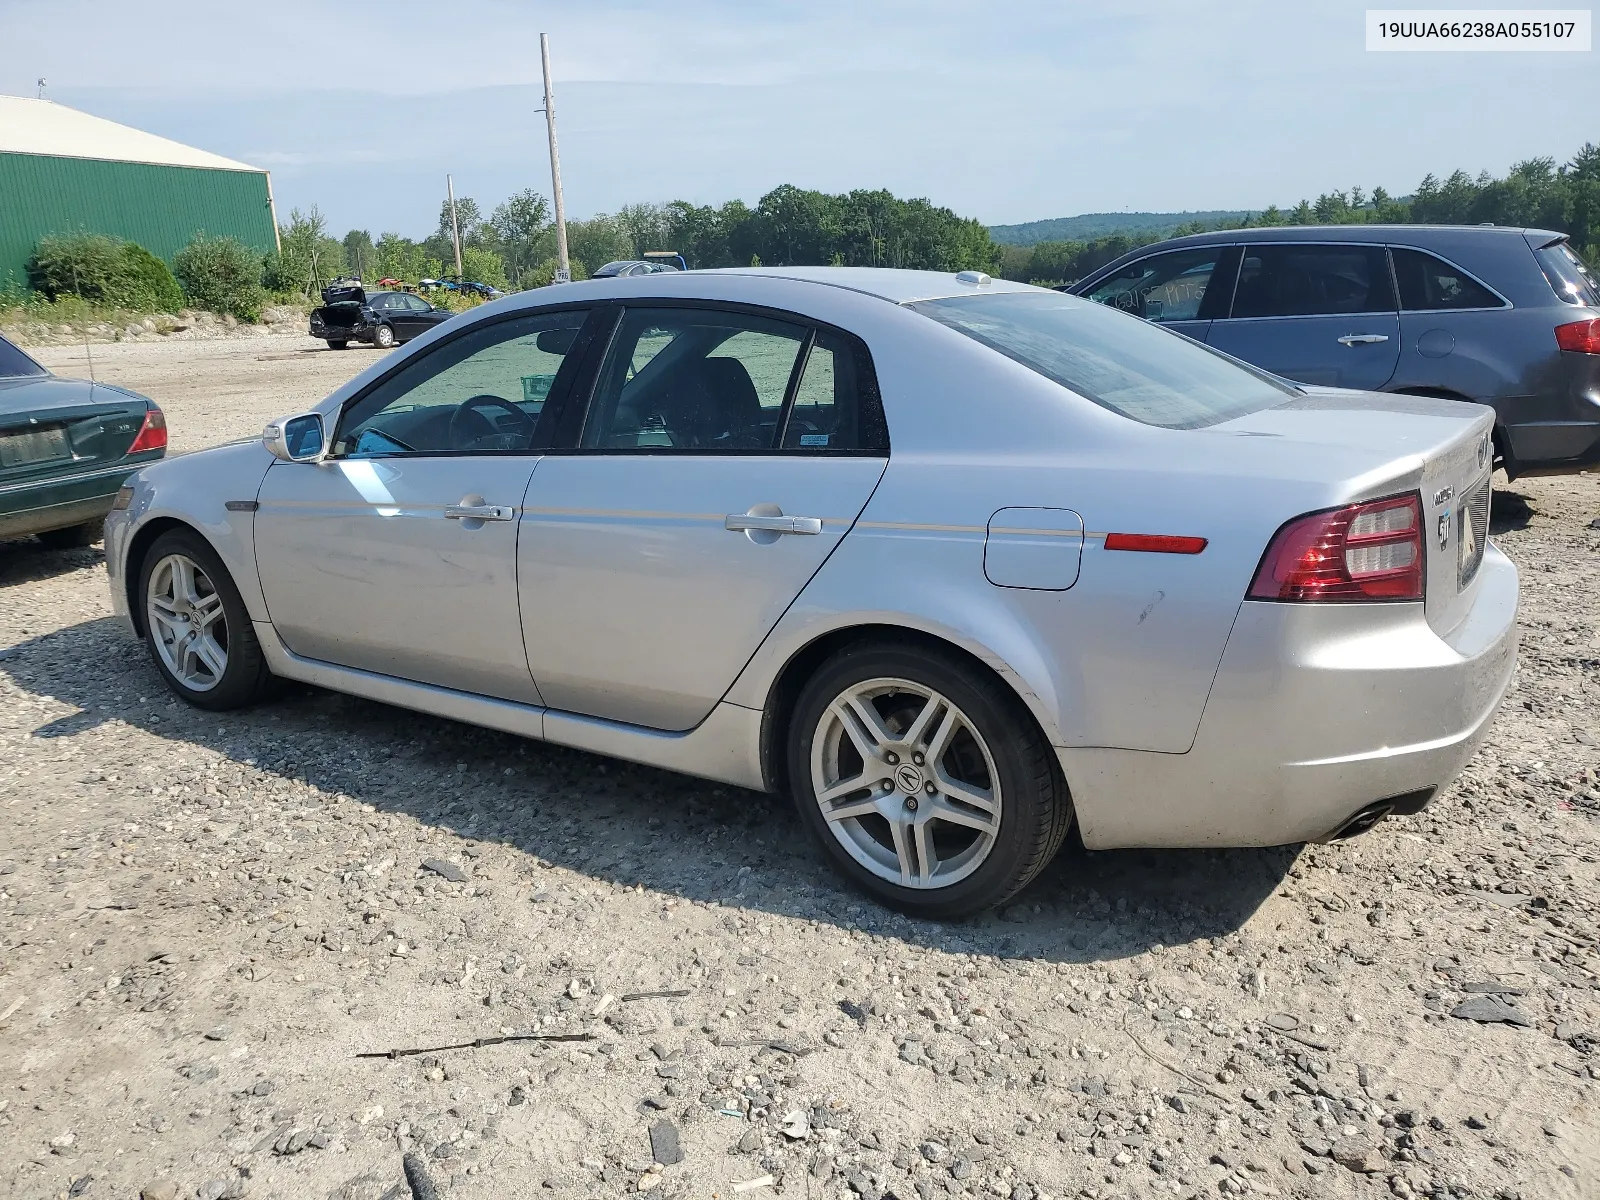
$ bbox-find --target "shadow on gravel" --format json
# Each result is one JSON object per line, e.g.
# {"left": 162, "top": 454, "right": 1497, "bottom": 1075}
{"left": 3, "top": 614, "right": 1294, "bottom": 964}
{"left": 1491, "top": 488, "right": 1534, "bottom": 534}
{"left": 0, "top": 539, "right": 105, "bottom": 586}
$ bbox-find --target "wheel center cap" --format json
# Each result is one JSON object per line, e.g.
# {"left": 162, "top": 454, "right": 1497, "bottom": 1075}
{"left": 894, "top": 762, "right": 925, "bottom": 794}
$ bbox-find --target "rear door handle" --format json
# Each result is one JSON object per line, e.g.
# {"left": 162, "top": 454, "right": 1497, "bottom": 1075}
{"left": 725, "top": 513, "right": 822, "bottom": 535}
{"left": 444, "top": 503, "right": 515, "bottom": 521}
{"left": 1337, "top": 334, "right": 1390, "bottom": 346}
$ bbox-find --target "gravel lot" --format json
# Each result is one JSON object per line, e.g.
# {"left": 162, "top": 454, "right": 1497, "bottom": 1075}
{"left": 2, "top": 338, "right": 1598, "bottom": 1200}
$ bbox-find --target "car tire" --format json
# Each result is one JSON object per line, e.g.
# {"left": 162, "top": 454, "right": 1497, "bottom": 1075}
{"left": 138, "top": 528, "right": 273, "bottom": 711}
{"left": 36, "top": 518, "right": 102, "bottom": 549}
{"left": 327, "top": 339, "right": 348, "bottom": 350}
{"left": 373, "top": 324, "right": 396, "bottom": 348}
{"left": 787, "top": 641, "right": 1072, "bottom": 919}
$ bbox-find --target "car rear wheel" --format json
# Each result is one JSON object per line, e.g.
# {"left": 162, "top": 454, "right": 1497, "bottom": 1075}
{"left": 36, "top": 518, "right": 102, "bottom": 549}
{"left": 327, "top": 339, "right": 348, "bottom": 350}
{"left": 139, "top": 528, "right": 273, "bottom": 710}
{"left": 373, "top": 324, "right": 396, "bottom": 348}
{"left": 788, "top": 642, "right": 1072, "bottom": 918}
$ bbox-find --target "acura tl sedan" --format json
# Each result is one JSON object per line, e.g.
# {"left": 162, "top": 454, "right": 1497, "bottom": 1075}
{"left": 103, "top": 268, "right": 1518, "bottom": 918}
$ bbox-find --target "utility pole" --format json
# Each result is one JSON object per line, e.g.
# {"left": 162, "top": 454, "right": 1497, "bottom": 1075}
{"left": 447, "top": 174, "right": 464, "bottom": 282}
{"left": 539, "top": 33, "right": 571, "bottom": 283}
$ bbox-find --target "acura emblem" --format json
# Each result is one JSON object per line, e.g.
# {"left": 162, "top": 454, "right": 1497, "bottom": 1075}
{"left": 895, "top": 763, "right": 925, "bottom": 794}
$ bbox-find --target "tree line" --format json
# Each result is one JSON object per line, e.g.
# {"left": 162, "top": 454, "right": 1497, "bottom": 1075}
{"left": 1003, "top": 145, "right": 1600, "bottom": 286}
{"left": 270, "top": 185, "right": 1004, "bottom": 297}
{"left": 22, "top": 144, "right": 1600, "bottom": 318}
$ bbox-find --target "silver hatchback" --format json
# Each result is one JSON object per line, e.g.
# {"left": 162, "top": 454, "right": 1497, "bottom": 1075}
{"left": 105, "top": 268, "right": 1519, "bottom": 917}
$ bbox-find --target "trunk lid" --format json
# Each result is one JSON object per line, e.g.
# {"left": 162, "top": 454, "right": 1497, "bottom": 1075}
{"left": 1216, "top": 389, "right": 1496, "bottom": 636}
{"left": 0, "top": 376, "right": 153, "bottom": 484}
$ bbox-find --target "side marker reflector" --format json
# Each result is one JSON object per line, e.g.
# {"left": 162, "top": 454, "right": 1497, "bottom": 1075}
{"left": 1104, "top": 533, "right": 1207, "bottom": 554}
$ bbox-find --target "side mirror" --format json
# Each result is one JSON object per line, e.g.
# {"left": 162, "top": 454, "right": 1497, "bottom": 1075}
{"left": 264, "top": 412, "right": 326, "bottom": 463}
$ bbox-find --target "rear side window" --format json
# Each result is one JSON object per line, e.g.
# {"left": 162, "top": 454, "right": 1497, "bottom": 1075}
{"left": 913, "top": 291, "right": 1295, "bottom": 430}
{"left": 1391, "top": 248, "right": 1504, "bottom": 310}
{"left": 1232, "top": 244, "right": 1396, "bottom": 318}
{"left": 579, "top": 307, "right": 888, "bottom": 453}
{"left": 0, "top": 335, "right": 47, "bottom": 378}
{"left": 1534, "top": 240, "right": 1600, "bottom": 306}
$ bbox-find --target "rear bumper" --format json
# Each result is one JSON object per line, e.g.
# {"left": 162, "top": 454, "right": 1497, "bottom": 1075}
{"left": 1060, "top": 543, "right": 1519, "bottom": 848}
{"left": 1499, "top": 351, "right": 1600, "bottom": 476}
{"left": 0, "top": 461, "right": 146, "bottom": 539}
{"left": 309, "top": 318, "right": 372, "bottom": 342}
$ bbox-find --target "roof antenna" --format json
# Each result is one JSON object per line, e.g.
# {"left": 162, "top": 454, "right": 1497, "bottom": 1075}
{"left": 72, "top": 263, "right": 95, "bottom": 383}
{"left": 36, "top": 77, "right": 47, "bottom": 99}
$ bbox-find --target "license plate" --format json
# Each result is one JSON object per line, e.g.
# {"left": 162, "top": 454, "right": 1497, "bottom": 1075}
{"left": 1457, "top": 478, "right": 1490, "bottom": 588}
{"left": 0, "top": 425, "right": 71, "bottom": 468}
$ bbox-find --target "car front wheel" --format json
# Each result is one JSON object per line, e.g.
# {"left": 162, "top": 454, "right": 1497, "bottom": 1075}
{"left": 139, "top": 528, "right": 273, "bottom": 710}
{"left": 788, "top": 641, "right": 1072, "bottom": 918}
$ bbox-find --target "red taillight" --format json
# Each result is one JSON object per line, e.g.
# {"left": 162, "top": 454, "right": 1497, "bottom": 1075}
{"left": 1555, "top": 318, "right": 1600, "bottom": 354}
{"left": 1248, "top": 493, "right": 1423, "bottom": 602}
{"left": 127, "top": 407, "right": 166, "bottom": 454}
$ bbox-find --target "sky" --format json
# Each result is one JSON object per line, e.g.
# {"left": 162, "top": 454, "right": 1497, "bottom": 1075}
{"left": 3, "top": 0, "right": 1596, "bottom": 239}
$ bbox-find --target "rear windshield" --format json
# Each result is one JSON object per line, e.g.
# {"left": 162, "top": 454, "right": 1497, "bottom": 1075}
{"left": 0, "top": 334, "right": 47, "bottom": 378}
{"left": 1534, "top": 240, "right": 1600, "bottom": 306}
{"left": 912, "top": 291, "right": 1295, "bottom": 429}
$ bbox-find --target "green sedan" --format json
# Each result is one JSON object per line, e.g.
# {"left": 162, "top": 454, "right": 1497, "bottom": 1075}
{"left": 0, "top": 333, "right": 166, "bottom": 547}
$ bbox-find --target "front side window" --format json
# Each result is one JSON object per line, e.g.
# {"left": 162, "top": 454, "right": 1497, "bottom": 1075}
{"left": 1082, "top": 248, "right": 1228, "bottom": 322}
{"left": 1232, "top": 244, "right": 1396, "bottom": 318}
{"left": 913, "top": 291, "right": 1295, "bottom": 430}
{"left": 333, "top": 309, "right": 588, "bottom": 457}
{"left": 1391, "top": 248, "right": 1503, "bottom": 310}
{"left": 581, "top": 308, "right": 803, "bottom": 451}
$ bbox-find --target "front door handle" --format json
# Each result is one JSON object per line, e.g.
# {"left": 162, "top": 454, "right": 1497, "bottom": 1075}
{"left": 1337, "top": 334, "right": 1390, "bottom": 346}
{"left": 444, "top": 503, "right": 515, "bottom": 522}
{"left": 725, "top": 512, "right": 822, "bottom": 535}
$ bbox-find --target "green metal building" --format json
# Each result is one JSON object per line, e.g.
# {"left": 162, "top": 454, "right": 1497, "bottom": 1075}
{"left": 0, "top": 96, "right": 279, "bottom": 292}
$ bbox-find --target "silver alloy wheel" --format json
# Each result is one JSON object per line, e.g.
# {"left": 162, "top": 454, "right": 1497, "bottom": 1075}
{"left": 146, "top": 553, "right": 228, "bottom": 692}
{"left": 810, "top": 677, "right": 1002, "bottom": 889}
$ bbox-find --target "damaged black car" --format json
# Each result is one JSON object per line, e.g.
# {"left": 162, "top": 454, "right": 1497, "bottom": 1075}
{"left": 309, "top": 280, "right": 454, "bottom": 350}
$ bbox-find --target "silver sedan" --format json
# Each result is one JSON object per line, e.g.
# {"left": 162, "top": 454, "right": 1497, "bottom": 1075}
{"left": 103, "top": 268, "right": 1519, "bottom": 918}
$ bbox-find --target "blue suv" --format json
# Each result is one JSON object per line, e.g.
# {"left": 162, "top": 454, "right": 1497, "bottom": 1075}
{"left": 1071, "top": 226, "right": 1600, "bottom": 478}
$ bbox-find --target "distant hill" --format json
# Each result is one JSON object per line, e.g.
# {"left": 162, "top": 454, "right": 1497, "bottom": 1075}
{"left": 989, "top": 210, "right": 1256, "bottom": 246}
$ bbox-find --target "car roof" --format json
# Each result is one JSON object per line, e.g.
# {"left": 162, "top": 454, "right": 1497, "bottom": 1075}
{"left": 1136, "top": 223, "right": 1565, "bottom": 249}
{"left": 702, "top": 266, "right": 1042, "bottom": 304}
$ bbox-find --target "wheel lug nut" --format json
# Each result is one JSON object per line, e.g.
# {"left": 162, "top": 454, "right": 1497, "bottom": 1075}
{"left": 884, "top": 752, "right": 898, "bottom": 765}
{"left": 925, "top": 782, "right": 936, "bottom": 794}
{"left": 903, "top": 796, "right": 918, "bottom": 812}
{"left": 913, "top": 753, "right": 924, "bottom": 765}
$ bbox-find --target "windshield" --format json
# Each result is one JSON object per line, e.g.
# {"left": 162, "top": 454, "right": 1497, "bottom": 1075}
{"left": 1534, "top": 240, "right": 1600, "bottom": 307}
{"left": 912, "top": 291, "right": 1295, "bottom": 429}
{"left": 0, "top": 334, "right": 47, "bottom": 378}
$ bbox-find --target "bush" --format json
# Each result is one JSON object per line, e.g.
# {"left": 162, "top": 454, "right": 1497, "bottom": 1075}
{"left": 26, "top": 234, "right": 186, "bottom": 313}
{"left": 28, "top": 234, "right": 126, "bottom": 303}
{"left": 114, "top": 243, "right": 184, "bottom": 312}
{"left": 174, "top": 234, "right": 265, "bottom": 322}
